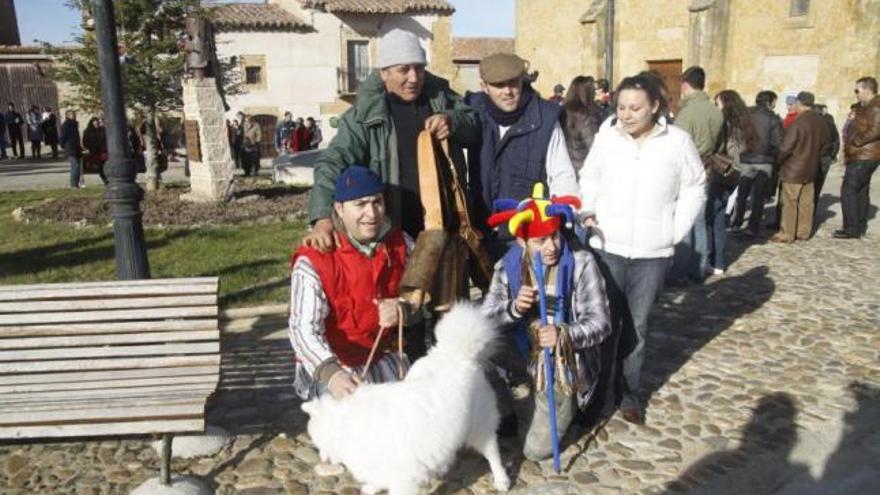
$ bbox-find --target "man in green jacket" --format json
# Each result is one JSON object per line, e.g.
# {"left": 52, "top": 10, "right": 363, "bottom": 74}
{"left": 304, "top": 29, "right": 481, "bottom": 249}
{"left": 668, "top": 66, "right": 721, "bottom": 284}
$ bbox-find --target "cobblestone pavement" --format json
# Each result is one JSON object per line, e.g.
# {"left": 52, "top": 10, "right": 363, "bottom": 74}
{"left": 1, "top": 168, "right": 879, "bottom": 494}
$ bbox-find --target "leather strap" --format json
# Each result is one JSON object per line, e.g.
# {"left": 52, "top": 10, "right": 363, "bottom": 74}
{"left": 360, "top": 304, "right": 406, "bottom": 381}
{"left": 415, "top": 131, "right": 493, "bottom": 288}
{"left": 417, "top": 131, "right": 445, "bottom": 230}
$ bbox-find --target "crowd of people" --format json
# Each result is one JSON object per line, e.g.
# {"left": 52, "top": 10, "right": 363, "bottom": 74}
{"left": 226, "top": 111, "right": 323, "bottom": 177}
{"left": 287, "top": 26, "right": 879, "bottom": 464}
{"left": 0, "top": 103, "right": 60, "bottom": 161}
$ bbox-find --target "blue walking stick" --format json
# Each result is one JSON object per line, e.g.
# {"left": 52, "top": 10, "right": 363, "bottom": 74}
{"left": 533, "top": 250, "right": 561, "bottom": 473}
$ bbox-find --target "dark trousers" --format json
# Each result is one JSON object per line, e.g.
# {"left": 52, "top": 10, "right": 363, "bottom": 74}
{"left": 30, "top": 140, "right": 42, "bottom": 159}
{"left": 594, "top": 250, "right": 669, "bottom": 411}
{"left": 840, "top": 161, "right": 878, "bottom": 236}
{"left": 814, "top": 159, "right": 832, "bottom": 208}
{"left": 9, "top": 131, "right": 24, "bottom": 157}
{"left": 732, "top": 170, "right": 769, "bottom": 233}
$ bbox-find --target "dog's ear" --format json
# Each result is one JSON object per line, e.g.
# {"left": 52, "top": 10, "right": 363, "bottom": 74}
{"left": 301, "top": 400, "right": 316, "bottom": 415}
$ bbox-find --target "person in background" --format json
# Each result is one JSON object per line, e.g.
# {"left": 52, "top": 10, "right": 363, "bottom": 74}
{"left": 812, "top": 104, "right": 840, "bottom": 217}
{"left": 730, "top": 90, "right": 783, "bottom": 237}
{"left": 594, "top": 78, "right": 613, "bottom": 122}
{"left": 59, "top": 110, "right": 82, "bottom": 188}
{"left": 5, "top": 102, "right": 24, "bottom": 159}
{"left": 0, "top": 111, "right": 7, "bottom": 160}
{"left": 42, "top": 107, "right": 59, "bottom": 159}
{"left": 707, "top": 90, "right": 759, "bottom": 275}
{"left": 25, "top": 105, "right": 44, "bottom": 160}
{"left": 291, "top": 117, "right": 310, "bottom": 152}
{"left": 548, "top": 83, "right": 565, "bottom": 104}
{"left": 233, "top": 114, "right": 244, "bottom": 169}
{"left": 560, "top": 75, "right": 601, "bottom": 178}
{"left": 835, "top": 76, "right": 880, "bottom": 239}
{"left": 82, "top": 116, "right": 108, "bottom": 185}
{"left": 242, "top": 114, "right": 262, "bottom": 177}
{"left": 275, "top": 111, "right": 295, "bottom": 154}
{"left": 306, "top": 116, "right": 322, "bottom": 150}
{"left": 770, "top": 92, "right": 831, "bottom": 243}
{"left": 579, "top": 74, "right": 706, "bottom": 424}
{"left": 668, "top": 66, "right": 723, "bottom": 284}
{"left": 782, "top": 95, "right": 799, "bottom": 130}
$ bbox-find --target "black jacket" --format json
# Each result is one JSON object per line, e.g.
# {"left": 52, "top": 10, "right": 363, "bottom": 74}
{"left": 4, "top": 110, "right": 23, "bottom": 136}
{"left": 59, "top": 119, "right": 81, "bottom": 157}
{"left": 740, "top": 106, "right": 783, "bottom": 164}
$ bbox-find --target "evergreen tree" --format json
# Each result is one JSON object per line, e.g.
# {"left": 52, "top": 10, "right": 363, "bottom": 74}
{"left": 53, "top": 0, "right": 239, "bottom": 191}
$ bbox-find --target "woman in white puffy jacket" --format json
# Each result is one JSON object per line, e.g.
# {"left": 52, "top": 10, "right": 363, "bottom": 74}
{"left": 579, "top": 74, "right": 706, "bottom": 424}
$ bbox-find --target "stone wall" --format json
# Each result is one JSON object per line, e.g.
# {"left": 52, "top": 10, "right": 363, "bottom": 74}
{"left": 182, "top": 78, "right": 234, "bottom": 203}
{"left": 515, "top": 0, "right": 880, "bottom": 128}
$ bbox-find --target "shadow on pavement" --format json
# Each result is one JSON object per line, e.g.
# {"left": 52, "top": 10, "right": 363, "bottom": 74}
{"left": 661, "top": 382, "right": 880, "bottom": 494}
{"left": 641, "top": 265, "right": 776, "bottom": 405}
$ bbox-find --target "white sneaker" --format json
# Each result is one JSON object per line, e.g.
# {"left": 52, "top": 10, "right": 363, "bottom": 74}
{"left": 712, "top": 268, "right": 725, "bottom": 276}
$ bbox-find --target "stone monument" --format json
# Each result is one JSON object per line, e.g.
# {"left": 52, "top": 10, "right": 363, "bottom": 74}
{"left": 179, "top": 16, "right": 234, "bottom": 203}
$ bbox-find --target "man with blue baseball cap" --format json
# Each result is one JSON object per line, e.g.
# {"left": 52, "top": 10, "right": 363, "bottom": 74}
{"left": 289, "top": 166, "right": 414, "bottom": 399}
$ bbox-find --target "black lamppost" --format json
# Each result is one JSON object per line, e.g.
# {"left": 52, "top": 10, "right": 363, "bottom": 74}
{"left": 92, "top": 0, "right": 150, "bottom": 279}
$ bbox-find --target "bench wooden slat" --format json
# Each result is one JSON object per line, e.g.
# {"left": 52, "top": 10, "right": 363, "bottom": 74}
{"left": 0, "top": 419, "right": 206, "bottom": 439}
{"left": 0, "top": 319, "right": 217, "bottom": 338}
{"left": 0, "top": 365, "right": 218, "bottom": 387}
{"left": 0, "top": 392, "right": 215, "bottom": 413}
{"left": 0, "top": 277, "right": 218, "bottom": 293}
{"left": 0, "top": 330, "right": 220, "bottom": 350}
{"left": 0, "top": 285, "right": 217, "bottom": 302}
{"left": 0, "top": 306, "right": 218, "bottom": 326}
{"left": 0, "top": 402, "right": 207, "bottom": 424}
{"left": 0, "top": 342, "right": 220, "bottom": 362}
{"left": 0, "top": 373, "right": 219, "bottom": 394}
{"left": 0, "top": 295, "right": 217, "bottom": 314}
{"left": 0, "top": 354, "right": 220, "bottom": 373}
{"left": 1, "top": 383, "right": 218, "bottom": 404}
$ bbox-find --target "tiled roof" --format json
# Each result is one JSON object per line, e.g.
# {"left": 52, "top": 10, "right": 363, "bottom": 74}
{"left": 300, "top": 0, "right": 454, "bottom": 15}
{"left": 208, "top": 3, "right": 310, "bottom": 31}
{"left": 452, "top": 37, "right": 514, "bottom": 62}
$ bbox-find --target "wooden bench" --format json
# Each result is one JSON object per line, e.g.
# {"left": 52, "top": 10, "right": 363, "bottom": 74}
{"left": 0, "top": 277, "right": 221, "bottom": 485}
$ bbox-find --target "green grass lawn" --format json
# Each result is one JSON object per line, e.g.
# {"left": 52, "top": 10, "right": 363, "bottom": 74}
{"left": 0, "top": 187, "right": 308, "bottom": 308}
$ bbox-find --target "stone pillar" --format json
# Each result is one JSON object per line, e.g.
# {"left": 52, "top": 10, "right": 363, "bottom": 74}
{"left": 580, "top": 0, "right": 608, "bottom": 80}
{"left": 181, "top": 78, "right": 234, "bottom": 203}
{"left": 688, "top": 0, "right": 730, "bottom": 94}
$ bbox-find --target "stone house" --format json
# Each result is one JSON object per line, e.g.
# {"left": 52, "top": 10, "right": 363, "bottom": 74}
{"left": 451, "top": 37, "right": 514, "bottom": 93}
{"left": 209, "top": 0, "right": 456, "bottom": 157}
{"left": 516, "top": 0, "right": 880, "bottom": 125}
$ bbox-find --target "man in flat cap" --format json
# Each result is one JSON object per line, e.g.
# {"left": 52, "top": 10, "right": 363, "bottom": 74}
{"left": 469, "top": 53, "right": 580, "bottom": 258}
{"left": 304, "top": 28, "right": 480, "bottom": 247}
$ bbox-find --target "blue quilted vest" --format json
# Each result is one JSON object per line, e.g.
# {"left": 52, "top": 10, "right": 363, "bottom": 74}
{"left": 471, "top": 91, "right": 562, "bottom": 215}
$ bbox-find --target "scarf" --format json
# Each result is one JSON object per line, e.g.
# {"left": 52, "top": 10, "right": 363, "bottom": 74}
{"left": 487, "top": 87, "right": 535, "bottom": 127}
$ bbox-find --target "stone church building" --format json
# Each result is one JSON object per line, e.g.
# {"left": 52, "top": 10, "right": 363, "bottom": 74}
{"left": 516, "top": 0, "right": 880, "bottom": 124}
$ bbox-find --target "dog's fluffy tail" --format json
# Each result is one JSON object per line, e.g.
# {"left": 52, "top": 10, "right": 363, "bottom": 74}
{"left": 432, "top": 302, "right": 498, "bottom": 360}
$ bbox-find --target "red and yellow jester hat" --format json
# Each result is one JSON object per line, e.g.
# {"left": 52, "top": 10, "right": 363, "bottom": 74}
{"left": 486, "top": 183, "right": 582, "bottom": 239}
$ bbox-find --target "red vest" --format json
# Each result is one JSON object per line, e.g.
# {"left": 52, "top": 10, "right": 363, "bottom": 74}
{"left": 292, "top": 229, "right": 407, "bottom": 367}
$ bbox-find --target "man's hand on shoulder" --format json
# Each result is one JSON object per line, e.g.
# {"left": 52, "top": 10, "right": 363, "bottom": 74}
{"left": 302, "top": 218, "right": 336, "bottom": 252}
{"left": 328, "top": 370, "right": 361, "bottom": 399}
{"left": 425, "top": 114, "right": 452, "bottom": 141}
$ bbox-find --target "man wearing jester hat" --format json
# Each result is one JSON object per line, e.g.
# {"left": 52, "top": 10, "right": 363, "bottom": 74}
{"left": 481, "top": 184, "right": 611, "bottom": 461}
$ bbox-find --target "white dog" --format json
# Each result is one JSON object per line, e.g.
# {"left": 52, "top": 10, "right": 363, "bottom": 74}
{"left": 301, "top": 303, "right": 511, "bottom": 495}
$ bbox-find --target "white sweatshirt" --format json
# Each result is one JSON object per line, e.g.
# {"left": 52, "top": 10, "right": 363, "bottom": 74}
{"left": 579, "top": 118, "right": 707, "bottom": 259}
